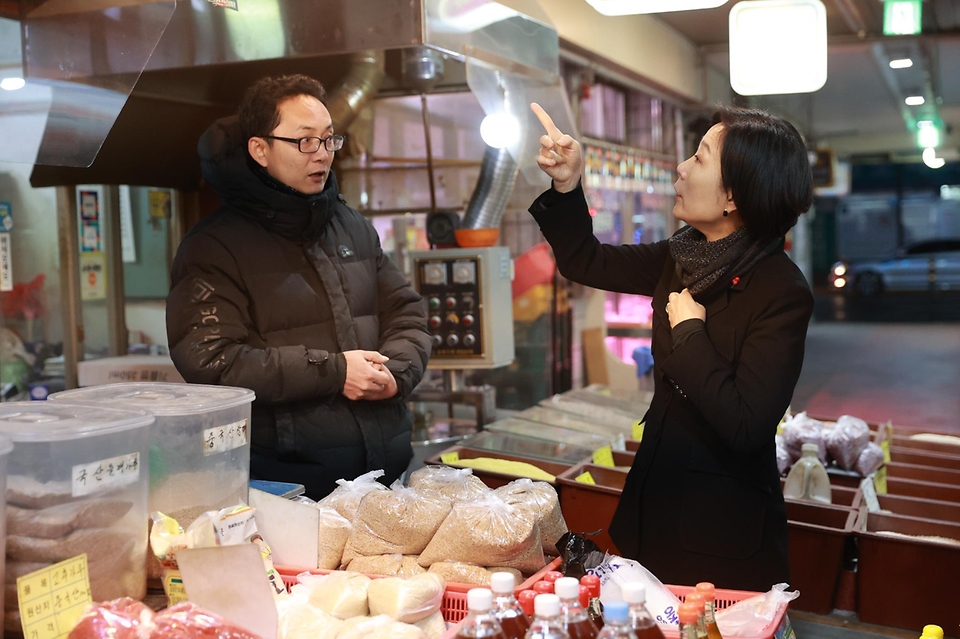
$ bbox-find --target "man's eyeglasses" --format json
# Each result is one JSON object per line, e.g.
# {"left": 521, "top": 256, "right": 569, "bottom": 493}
{"left": 262, "top": 134, "right": 345, "bottom": 153}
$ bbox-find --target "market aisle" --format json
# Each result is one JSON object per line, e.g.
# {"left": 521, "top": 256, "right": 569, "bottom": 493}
{"left": 791, "top": 322, "right": 960, "bottom": 434}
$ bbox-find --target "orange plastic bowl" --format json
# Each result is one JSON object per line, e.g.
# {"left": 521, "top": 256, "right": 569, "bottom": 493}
{"left": 455, "top": 228, "right": 500, "bottom": 248}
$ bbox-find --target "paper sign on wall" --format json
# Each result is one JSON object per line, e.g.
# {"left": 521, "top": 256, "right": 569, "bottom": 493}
{"left": 77, "top": 188, "right": 103, "bottom": 253}
{"left": 79, "top": 253, "right": 107, "bottom": 301}
{"left": 0, "top": 232, "right": 12, "bottom": 292}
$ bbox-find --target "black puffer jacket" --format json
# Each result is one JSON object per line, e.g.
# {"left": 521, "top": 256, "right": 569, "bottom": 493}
{"left": 167, "top": 116, "right": 431, "bottom": 499}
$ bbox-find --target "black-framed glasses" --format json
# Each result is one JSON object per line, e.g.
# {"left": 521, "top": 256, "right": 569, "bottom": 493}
{"left": 262, "top": 133, "right": 345, "bottom": 153}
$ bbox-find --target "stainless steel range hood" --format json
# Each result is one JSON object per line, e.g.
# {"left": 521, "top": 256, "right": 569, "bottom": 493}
{"left": 12, "top": 0, "right": 562, "bottom": 190}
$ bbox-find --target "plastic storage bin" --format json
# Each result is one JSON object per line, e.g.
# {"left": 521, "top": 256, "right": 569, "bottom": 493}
{"left": 556, "top": 462, "right": 628, "bottom": 554}
{"left": 49, "top": 383, "right": 255, "bottom": 528}
{"left": 486, "top": 417, "right": 617, "bottom": 452}
{"left": 425, "top": 446, "right": 573, "bottom": 488}
{"left": 889, "top": 446, "right": 960, "bottom": 470}
{"left": 0, "top": 402, "right": 152, "bottom": 614}
{"left": 876, "top": 493, "right": 960, "bottom": 524}
{"left": 461, "top": 430, "right": 597, "bottom": 466}
{"left": 0, "top": 435, "right": 12, "bottom": 634}
{"left": 782, "top": 500, "right": 856, "bottom": 614}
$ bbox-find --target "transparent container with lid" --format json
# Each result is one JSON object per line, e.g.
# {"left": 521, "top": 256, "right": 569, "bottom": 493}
{"left": 0, "top": 403, "right": 152, "bottom": 607}
{"left": 0, "top": 434, "right": 13, "bottom": 630}
{"left": 49, "top": 383, "right": 255, "bottom": 527}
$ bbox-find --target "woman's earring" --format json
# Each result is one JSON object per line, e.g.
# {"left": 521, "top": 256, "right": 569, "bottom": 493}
{"left": 723, "top": 209, "right": 729, "bottom": 217}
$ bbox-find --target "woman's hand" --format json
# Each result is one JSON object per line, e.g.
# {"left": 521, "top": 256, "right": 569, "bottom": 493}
{"left": 666, "top": 289, "right": 706, "bottom": 329}
{"left": 531, "top": 102, "right": 582, "bottom": 193}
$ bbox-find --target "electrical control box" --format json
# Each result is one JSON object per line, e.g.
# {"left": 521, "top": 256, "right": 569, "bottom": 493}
{"left": 410, "top": 246, "right": 515, "bottom": 369}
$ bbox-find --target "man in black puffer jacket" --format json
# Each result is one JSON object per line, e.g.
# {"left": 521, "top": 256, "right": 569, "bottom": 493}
{"left": 166, "top": 75, "right": 431, "bottom": 499}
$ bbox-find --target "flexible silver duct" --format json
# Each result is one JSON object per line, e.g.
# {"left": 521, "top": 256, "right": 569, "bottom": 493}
{"left": 326, "top": 50, "right": 385, "bottom": 131}
{"left": 461, "top": 145, "right": 520, "bottom": 229}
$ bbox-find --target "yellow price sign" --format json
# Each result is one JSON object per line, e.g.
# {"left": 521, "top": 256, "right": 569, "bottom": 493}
{"left": 873, "top": 465, "right": 888, "bottom": 495}
{"left": 440, "top": 451, "right": 460, "bottom": 465}
{"left": 881, "top": 439, "right": 891, "bottom": 464}
{"left": 592, "top": 446, "right": 615, "bottom": 468}
{"left": 632, "top": 421, "right": 645, "bottom": 442}
{"left": 575, "top": 471, "right": 597, "bottom": 485}
{"left": 17, "top": 554, "right": 92, "bottom": 639}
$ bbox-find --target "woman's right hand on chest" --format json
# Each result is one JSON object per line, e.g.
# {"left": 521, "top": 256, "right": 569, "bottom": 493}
{"left": 531, "top": 102, "right": 582, "bottom": 193}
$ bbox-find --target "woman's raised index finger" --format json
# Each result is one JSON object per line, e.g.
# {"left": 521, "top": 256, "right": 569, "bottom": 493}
{"left": 531, "top": 102, "right": 562, "bottom": 140}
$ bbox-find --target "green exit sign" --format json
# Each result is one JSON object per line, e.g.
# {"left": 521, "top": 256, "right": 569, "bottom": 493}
{"left": 884, "top": 0, "right": 922, "bottom": 35}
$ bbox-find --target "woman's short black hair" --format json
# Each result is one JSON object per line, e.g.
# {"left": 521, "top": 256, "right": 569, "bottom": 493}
{"left": 238, "top": 74, "right": 327, "bottom": 141}
{"left": 714, "top": 107, "right": 813, "bottom": 243}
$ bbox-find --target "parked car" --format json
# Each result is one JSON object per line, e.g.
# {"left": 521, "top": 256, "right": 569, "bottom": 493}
{"left": 829, "top": 238, "right": 960, "bottom": 296}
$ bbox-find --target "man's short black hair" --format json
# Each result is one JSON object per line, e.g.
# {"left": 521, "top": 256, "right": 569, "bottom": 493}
{"left": 238, "top": 74, "right": 327, "bottom": 141}
{"left": 713, "top": 107, "right": 814, "bottom": 244}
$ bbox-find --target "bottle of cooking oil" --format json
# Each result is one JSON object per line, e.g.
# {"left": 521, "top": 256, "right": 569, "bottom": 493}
{"left": 694, "top": 583, "right": 723, "bottom": 639}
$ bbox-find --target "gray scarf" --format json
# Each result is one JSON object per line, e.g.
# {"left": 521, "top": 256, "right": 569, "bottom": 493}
{"left": 669, "top": 226, "right": 780, "bottom": 298}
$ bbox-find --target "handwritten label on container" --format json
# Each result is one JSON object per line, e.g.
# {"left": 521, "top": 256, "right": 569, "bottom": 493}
{"left": 203, "top": 420, "right": 249, "bottom": 456}
{"left": 71, "top": 452, "right": 140, "bottom": 497}
{"left": 17, "top": 555, "right": 92, "bottom": 639}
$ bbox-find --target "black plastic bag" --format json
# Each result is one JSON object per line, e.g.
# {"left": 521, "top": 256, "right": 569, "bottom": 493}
{"left": 556, "top": 531, "right": 606, "bottom": 579}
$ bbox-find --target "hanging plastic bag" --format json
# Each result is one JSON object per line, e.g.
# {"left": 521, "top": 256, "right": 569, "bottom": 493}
{"left": 714, "top": 583, "right": 799, "bottom": 636}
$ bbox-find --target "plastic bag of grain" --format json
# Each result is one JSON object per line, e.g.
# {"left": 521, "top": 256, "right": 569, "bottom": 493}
{"left": 495, "top": 478, "right": 567, "bottom": 555}
{"left": 317, "top": 507, "right": 352, "bottom": 570}
{"left": 342, "top": 482, "right": 451, "bottom": 564}
{"left": 825, "top": 415, "right": 871, "bottom": 471}
{"left": 418, "top": 495, "right": 545, "bottom": 574}
{"left": 367, "top": 573, "right": 444, "bottom": 623}
{"left": 317, "top": 470, "right": 386, "bottom": 522}
{"left": 294, "top": 571, "right": 371, "bottom": 620}
{"left": 408, "top": 466, "right": 491, "bottom": 502}
{"left": 781, "top": 412, "right": 826, "bottom": 463}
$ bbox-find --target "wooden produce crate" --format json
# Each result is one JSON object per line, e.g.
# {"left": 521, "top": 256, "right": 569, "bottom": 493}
{"left": 857, "top": 511, "right": 960, "bottom": 632}
{"left": 889, "top": 446, "right": 960, "bottom": 470}
{"left": 782, "top": 500, "right": 857, "bottom": 614}
{"left": 624, "top": 438, "right": 640, "bottom": 453}
{"left": 886, "top": 476, "right": 960, "bottom": 503}
{"left": 876, "top": 493, "right": 960, "bottom": 525}
{"left": 889, "top": 434, "right": 960, "bottom": 456}
{"left": 611, "top": 449, "right": 635, "bottom": 468}
{"left": 425, "top": 446, "right": 572, "bottom": 489}
{"left": 555, "top": 463, "right": 627, "bottom": 555}
{"left": 886, "top": 461, "right": 960, "bottom": 486}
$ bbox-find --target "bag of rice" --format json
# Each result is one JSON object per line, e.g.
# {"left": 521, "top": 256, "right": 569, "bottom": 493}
{"left": 408, "top": 466, "right": 491, "bottom": 502}
{"left": 346, "top": 553, "right": 403, "bottom": 576}
{"left": 413, "top": 612, "right": 447, "bottom": 639}
{"left": 781, "top": 412, "right": 827, "bottom": 463}
{"left": 825, "top": 415, "right": 871, "bottom": 471}
{"left": 317, "top": 470, "right": 387, "bottom": 522}
{"left": 427, "top": 562, "right": 493, "bottom": 586}
{"left": 317, "top": 507, "right": 352, "bottom": 570}
{"left": 342, "top": 482, "right": 450, "bottom": 564}
{"left": 419, "top": 495, "right": 545, "bottom": 574}
{"left": 367, "top": 573, "right": 444, "bottom": 623}
{"left": 495, "top": 479, "right": 567, "bottom": 555}
{"left": 296, "top": 571, "right": 371, "bottom": 620}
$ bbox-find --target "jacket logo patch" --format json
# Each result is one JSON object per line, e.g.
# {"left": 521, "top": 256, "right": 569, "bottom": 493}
{"left": 338, "top": 245, "right": 354, "bottom": 258}
{"left": 191, "top": 278, "right": 215, "bottom": 302}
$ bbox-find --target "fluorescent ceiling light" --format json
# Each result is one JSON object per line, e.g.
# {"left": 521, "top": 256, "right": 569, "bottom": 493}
{"left": 905, "top": 95, "right": 925, "bottom": 106}
{"left": 729, "top": 0, "right": 828, "bottom": 96}
{"left": 888, "top": 58, "right": 913, "bottom": 69}
{"left": 0, "top": 77, "right": 25, "bottom": 91}
{"left": 917, "top": 122, "right": 940, "bottom": 148}
{"left": 922, "top": 147, "right": 945, "bottom": 169}
{"left": 584, "top": 0, "right": 728, "bottom": 16}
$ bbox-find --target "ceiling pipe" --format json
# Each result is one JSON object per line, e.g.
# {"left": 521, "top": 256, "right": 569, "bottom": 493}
{"left": 325, "top": 50, "right": 385, "bottom": 133}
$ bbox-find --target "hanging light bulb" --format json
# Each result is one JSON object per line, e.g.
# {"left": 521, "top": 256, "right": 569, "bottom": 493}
{"left": 480, "top": 112, "right": 520, "bottom": 149}
{"left": 922, "top": 147, "right": 945, "bottom": 169}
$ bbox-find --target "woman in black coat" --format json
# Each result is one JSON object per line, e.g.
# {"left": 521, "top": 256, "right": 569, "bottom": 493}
{"left": 529, "top": 104, "right": 815, "bottom": 591}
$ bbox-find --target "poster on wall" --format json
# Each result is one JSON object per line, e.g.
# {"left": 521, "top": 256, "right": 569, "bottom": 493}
{"left": 80, "top": 252, "right": 107, "bottom": 300}
{"left": 77, "top": 186, "right": 104, "bottom": 253}
{"left": 0, "top": 201, "right": 12, "bottom": 232}
{"left": 0, "top": 232, "right": 12, "bottom": 292}
{"left": 148, "top": 189, "right": 171, "bottom": 218}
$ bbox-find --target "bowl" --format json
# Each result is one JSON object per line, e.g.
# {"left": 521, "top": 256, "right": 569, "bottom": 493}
{"left": 455, "top": 228, "right": 500, "bottom": 248}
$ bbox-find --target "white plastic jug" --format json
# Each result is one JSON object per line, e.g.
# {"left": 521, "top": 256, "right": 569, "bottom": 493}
{"left": 783, "top": 442, "right": 832, "bottom": 504}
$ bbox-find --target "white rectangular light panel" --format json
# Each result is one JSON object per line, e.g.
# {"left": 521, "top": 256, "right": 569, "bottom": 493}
{"left": 585, "top": 0, "right": 728, "bottom": 15}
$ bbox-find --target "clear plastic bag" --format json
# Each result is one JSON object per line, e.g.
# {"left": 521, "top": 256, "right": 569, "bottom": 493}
{"left": 715, "top": 583, "right": 799, "bottom": 636}
{"left": 590, "top": 555, "right": 682, "bottom": 628}
{"left": 856, "top": 442, "right": 885, "bottom": 477}
{"left": 426, "top": 561, "right": 494, "bottom": 586}
{"left": 346, "top": 553, "right": 403, "bottom": 576}
{"left": 276, "top": 593, "right": 343, "bottom": 639}
{"left": 342, "top": 482, "right": 451, "bottom": 564}
{"left": 495, "top": 478, "right": 568, "bottom": 555}
{"left": 317, "top": 470, "right": 387, "bottom": 522}
{"left": 366, "top": 573, "right": 445, "bottom": 623}
{"left": 151, "top": 603, "right": 265, "bottom": 638}
{"left": 825, "top": 415, "right": 871, "bottom": 471}
{"left": 418, "top": 495, "right": 545, "bottom": 574}
{"left": 408, "top": 466, "right": 491, "bottom": 502}
{"left": 317, "top": 507, "right": 352, "bottom": 570}
{"left": 294, "top": 571, "right": 372, "bottom": 620}
{"left": 775, "top": 434, "right": 791, "bottom": 476}
{"left": 781, "top": 412, "right": 826, "bottom": 463}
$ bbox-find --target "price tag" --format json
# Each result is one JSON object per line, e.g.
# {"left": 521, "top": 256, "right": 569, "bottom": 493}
{"left": 575, "top": 471, "right": 596, "bottom": 485}
{"left": 592, "top": 445, "right": 615, "bottom": 467}
{"left": 860, "top": 476, "right": 880, "bottom": 513}
{"left": 440, "top": 451, "right": 460, "bottom": 464}
{"left": 632, "top": 421, "right": 645, "bottom": 441}
{"left": 881, "top": 439, "right": 891, "bottom": 464}
{"left": 873, "top": 465, "right": 888, "bottom": 495}
{"left": 203, "top": 420, "right": 249, "bottom": 456}
{"left": 17, "top": 555, "right": 92, "bottom": 639}
{"left": 71, "top": 452, "right": 140, "bottom": 497}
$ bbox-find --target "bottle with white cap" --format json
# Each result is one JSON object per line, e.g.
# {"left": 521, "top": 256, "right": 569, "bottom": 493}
{"left": 490, "top": 571, "right": 531, "bottom": 639}
{"left": 555, "top": 577, "right": 599, "bottom": 639}
{"left": 621, "top": 583, "right": 665, "bottom": 639}
{"left": 457, "top": 588, "right": 508, "bottom": 639}
{"left": 596, "top": 601, "right": 635, "bottom": 639}
{"left": 524, "top": 594, "right": 570, "bottom": 639}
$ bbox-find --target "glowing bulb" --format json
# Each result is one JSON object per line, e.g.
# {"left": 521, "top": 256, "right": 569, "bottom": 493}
{"left": 833, "top": 264, "right": 846, "bottom": 276}
{"left": 833, "top": 277, "right": 846, "bottom": 288}
{"left": 888, "top": 58, "right": 913, "bottom": 69}
{"left": 922, "top": 147, "right": 945, "bottom": 169}
{"left": 905, "top": 95, "right": 925, "bottom": 106}
{"left": 0, "top": 77, "right": 25, "bottom": 91}
{"left": 480, "top": 113, "right": 520, "bottom": 149}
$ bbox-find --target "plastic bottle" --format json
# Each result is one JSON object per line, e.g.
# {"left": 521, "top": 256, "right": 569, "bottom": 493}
{"left": 556, "top": 577, "right": 600, "bottom": 639}
{"left": 458, "top": 588, "right": 508, "bottom": 639}
{"left": 544, "top": 571, "right": 564, "bottom": 584}
{"left": 921, "top": 626, "right": 944, "bottom": 639}
{"left": 491, "top": 572, "right": 532, "bottom": 639}
{"left": 597, "top": 602, "right": 634, "bottom": 639}
{"left": 580, "top": 574, "right": 605, "bottom": 629}
{"left": 525, "top": 594, "right": 570, "bottom": 639}
{"left": 519, "top": 590, "right": 538, "bottom": 618}
{"left": 535, "top": 580, "right": 556, "bottom": 595}
{"left": 621, "top": 583, "right": 665, "bottom": 639}
{"left": 783, "top": 442, "right": 832, "bottom": 504}
{"left": 678, "top": 603, "right": 700, "bottom": 639}
{"left": 683, "top": 593, "right": 708, "bottom": 639}
{"left": 694, "top": 583, "right": 723, "bottom": 639}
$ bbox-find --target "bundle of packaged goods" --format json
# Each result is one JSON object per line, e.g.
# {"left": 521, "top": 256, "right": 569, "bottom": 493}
{"left": 0, "top": 403, "right": 153, "bottom": 634}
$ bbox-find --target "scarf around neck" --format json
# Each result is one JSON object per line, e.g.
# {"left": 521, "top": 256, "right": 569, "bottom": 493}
{"left": 668, "top": 225, "right": 780, "bottom": 298}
